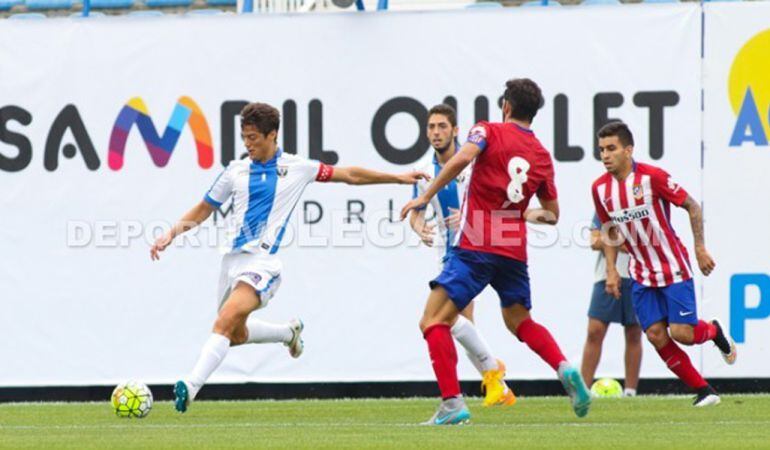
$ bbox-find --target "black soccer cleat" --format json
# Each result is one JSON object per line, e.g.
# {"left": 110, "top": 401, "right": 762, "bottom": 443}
{"left": 693, "top": 385, "right": 720, "bottom": 407}
{"left": 711, "top": 318, "right": 737, "bottom": 365}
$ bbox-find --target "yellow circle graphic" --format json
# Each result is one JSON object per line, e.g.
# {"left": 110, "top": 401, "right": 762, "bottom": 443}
{"left": 728, "top": 29, "right": 770, "bottom": 138}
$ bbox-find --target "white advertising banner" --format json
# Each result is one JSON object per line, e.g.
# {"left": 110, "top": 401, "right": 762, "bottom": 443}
{"left": 702, "top": 3, "right": 770, "bottom": 378}
{"left": 0, "top": 5, "right": 702, "bottom": 386}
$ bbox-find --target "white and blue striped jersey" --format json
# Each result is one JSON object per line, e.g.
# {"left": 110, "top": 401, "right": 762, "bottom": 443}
{"left": 204, "top": 148, "right": 333, "bottom": 254}
{"left": 413, "top": 152, "right": 471, "bottom": 263}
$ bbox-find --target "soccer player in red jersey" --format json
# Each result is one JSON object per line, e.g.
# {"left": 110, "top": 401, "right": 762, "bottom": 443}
{"left": 591, "top": 121, "right": 737, "bottom": 407}
{"left": 401, "top": 79, "right": 591, "bottom": 424}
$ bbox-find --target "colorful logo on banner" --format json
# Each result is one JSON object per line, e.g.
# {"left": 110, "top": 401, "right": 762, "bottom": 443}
{"left": 728, "top": 29, "right": 770, "bottom": 147}
{"left": 108, "top": 96, "right": 214, "bottom": 170}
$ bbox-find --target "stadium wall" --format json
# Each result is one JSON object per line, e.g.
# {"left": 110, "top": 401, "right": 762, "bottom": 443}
{"left": 0, "top": 3, "right": 768, "bottom": 397}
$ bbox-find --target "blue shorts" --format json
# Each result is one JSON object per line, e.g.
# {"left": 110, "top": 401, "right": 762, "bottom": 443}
{"left": 430, "top": 248, "right": 530, "bottom": 311}
{"left": 588, "top": 279, "right": 639, "bottom": 326}
{"left": 631, "top": 279, "right": 698, "bottom": 331}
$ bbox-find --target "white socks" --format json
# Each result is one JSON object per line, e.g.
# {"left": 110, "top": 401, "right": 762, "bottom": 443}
{"left": 623, "top": 388, "right": 637, "bottom": 397}
{"left": 184, "top": 320, "right": 293, "bottom": 400}
{"left": 245, "top": 318, "right": 293, "bottom": 344}
{"left": 451, "top": 315, "right": 498, "bottom": 373}
{"left": 186, "top": 333, "right": 230, "bottom": 400}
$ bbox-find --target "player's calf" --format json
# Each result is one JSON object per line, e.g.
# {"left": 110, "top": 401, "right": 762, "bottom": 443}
{"left": 669, "top": 324, "right": 696, "bottom": 345}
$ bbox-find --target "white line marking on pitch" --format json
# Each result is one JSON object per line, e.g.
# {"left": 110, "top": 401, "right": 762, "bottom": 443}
{"left": 2, "top": 420, "right": 770, "bottom": 431}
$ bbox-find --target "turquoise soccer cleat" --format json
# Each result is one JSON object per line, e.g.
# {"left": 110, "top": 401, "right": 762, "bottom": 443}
{"left": 558, "top": 363, "right": 592, "bottom": 418}
{"left": 174, "top": 380, "right": 190, "bottom": 413}
{"left": 421, "top": 397, "right": 471, "bottom": 425}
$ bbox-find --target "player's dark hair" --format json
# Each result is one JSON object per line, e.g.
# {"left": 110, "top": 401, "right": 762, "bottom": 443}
{"left": 428, "top": 104, "right": 457, "bottom": 127}
{"left": 240, "top": 102, "right": 280, "bottom": 137}
{"left": 597, "top": 121, "right": 635, "bottom": 147}
{"left": 503, "top": 78, "right": 544, "bottom": 123}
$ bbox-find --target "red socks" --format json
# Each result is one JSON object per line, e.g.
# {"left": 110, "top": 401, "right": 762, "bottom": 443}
{"left": 515, "top": 318, "right": 567, "bottom": 371}
{"left": 423, "top": 324, "right": 460, "bottom": 399}
{"left": 656, "top": 340, "right": 708, "bottom": 389}
{"left": 692, "top": 320, "right": 717, "bottom": 344}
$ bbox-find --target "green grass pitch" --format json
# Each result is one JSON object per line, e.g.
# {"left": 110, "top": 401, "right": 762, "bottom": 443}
{"left": 2, "top": 395, "right": 769, "bottom": 448}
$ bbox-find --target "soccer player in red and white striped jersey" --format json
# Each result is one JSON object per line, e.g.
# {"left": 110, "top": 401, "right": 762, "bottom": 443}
{"left": 591, "top": 121, "right": 737, "bottom": 407}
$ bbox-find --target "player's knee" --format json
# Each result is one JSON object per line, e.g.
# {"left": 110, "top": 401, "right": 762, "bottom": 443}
{"left": 419, "top": 316, "right": 439, "bottom": 334}
{"left": 645, "top": 327, "right": 667, "bottom": 346}
{"left": 625, "top": 325, "right": 643, "bottom": 344}
{"left": 626, "top": 327, "right": 642, "bottom": 345}
{"left": 586, "top": 326, "right": 606, "bottom": 344}
{"left": 502, "top": 309, "right": 528, "bottom": 335}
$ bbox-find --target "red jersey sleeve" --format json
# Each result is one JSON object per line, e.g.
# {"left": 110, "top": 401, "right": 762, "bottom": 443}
{"left": 536, "top": 153, "right": 557, "bottom": 201}
{"left": 315, "top": 163, "right": 334, "bottom": 182}
{"left": 650, "top": 168, "right": 688, "bottom": 206}
{"left": 592, "top": 183, "right": 611, "bottom": 224}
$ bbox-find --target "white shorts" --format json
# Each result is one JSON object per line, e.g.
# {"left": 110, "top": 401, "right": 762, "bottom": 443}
{"left": 216, "top": 252, "right": 282, "bottom": 311}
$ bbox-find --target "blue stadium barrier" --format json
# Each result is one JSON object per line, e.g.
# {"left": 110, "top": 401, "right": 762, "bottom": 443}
{"left": 186, "top": 7, "right": 223, "bottom": 14}
{"left": 205, "top": 0, "right": 234, "bottom": 6}
{"left": 581, "top": 0, "right": 621, "bottom": 5}
{"left": 642, "top": 0, "right": 680, "bottom": 3}
{"left": 0, "top": 0, "right": 23, "bottom": 10}
{"left": 8, "top": 11, "right": 46, "bottom": 17}
{"left": 69, "top": 10, "right": 105, "bottom": 16}
{"left": 521, "top": 0, "right": 561, "bottom": 6}
{"left": 128, "top": 9, "right": 163, "bottom": 14}
{"left": 145, "top": 0, "right": 191, "bottom": 7}
{"left": 88, "top": 0, "right": 134, "bottom": 8}
{"left": 25, "top": 0, "right": 75, "bottom": 10}
{"left": 466, "top": 1, "right": 503, "bottom": 7}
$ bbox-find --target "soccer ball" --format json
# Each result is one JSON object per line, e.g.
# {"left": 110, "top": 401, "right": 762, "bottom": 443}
{"left": 590, "top": 378, "right": 623, "bottom": 398}
{"left": 111, "top": 381, "right": 153, "bottom": 418}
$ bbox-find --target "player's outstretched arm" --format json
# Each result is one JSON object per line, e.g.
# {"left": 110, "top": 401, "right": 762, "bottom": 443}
{"left": 681, "top": 195, "right": 716, "bottom": 276}
{"left": 400, "top": 142, "right": 480, "bottom": 220}
{"left": 523, "top": 199, "right": 560, "bottom": 225}
{"left": 150, "top": 200, "right": 216, "bottom": 261}
{"left": 328, "top": 166, "right": 428, "bottom": 186}
{"left": 409, "top": 209, "right": 435, "bottom": 247}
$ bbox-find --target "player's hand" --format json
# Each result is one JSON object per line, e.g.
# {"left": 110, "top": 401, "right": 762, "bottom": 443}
{"left": 605, "top": 269, "right": 621, "bottom": 300}
{"left": 150, "top": 232, "right": 173, "bottom": 261}
{"left": 416, "top": 221, "right": 436, "bottom": 247}
{"left": 695, "top": 245, "right": 716, "bottom": 276}
{"left": 400, "top": 196, "right": 429, "bottom": 221}
{"left": 445, "top": 207, "right": 461, "bottom": 232}
{"left": 396, "top": 170, "right": 431, "bottom": 185}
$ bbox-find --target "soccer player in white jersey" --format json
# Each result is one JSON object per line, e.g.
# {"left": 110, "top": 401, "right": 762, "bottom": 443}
{"left": 591, "top": 121, "right": 736, "bottom": 407}
{"left": 150, "top": 102, "right": 428, "bottom": 413}
{"left": 409, "top": 104, "right": 515, "bottom": 407}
